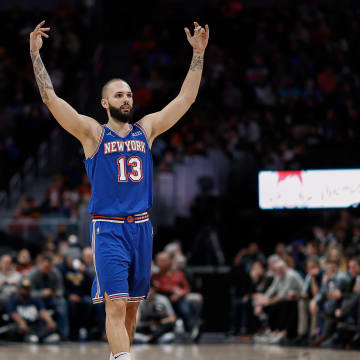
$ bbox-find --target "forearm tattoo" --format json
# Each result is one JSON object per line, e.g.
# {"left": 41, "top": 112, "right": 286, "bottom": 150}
{"left": 190, "top": 51, "right": 204, "bottom": 71}
{"left": 30, "top": 51, "right": 54, "bottom": 101}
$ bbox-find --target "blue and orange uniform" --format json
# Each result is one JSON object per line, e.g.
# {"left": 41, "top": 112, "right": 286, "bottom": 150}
{"left": 84, "top": 123, "right": 153, "bottom": 303}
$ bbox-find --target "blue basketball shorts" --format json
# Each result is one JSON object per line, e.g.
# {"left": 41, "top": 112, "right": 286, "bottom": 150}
{"left": 90, "top": 212, "right": 153, "bottom": 304}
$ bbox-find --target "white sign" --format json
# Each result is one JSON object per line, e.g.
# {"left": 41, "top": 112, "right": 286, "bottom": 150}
{"left": 259, "top": 169, "right": 360, "bottom": 209}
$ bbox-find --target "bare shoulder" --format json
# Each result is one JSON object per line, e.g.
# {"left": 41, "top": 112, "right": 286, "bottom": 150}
{"left": 136, "top": 113, "right": 155, "bottom": 129}
{"left": 137, "top": 113, "right": 159, "bottom": 146}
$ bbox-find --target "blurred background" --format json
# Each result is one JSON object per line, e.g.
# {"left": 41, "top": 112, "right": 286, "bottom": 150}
{"left": 1, "top": 0, "right": 360, "bottom": 349}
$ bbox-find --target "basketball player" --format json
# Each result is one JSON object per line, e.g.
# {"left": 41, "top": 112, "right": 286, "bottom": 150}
{"left": 30, "top": 20, "right": 209, "bottom": 359}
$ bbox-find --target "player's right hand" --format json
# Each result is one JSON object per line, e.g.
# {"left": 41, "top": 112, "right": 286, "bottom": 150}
{"left": 29, "top": 20, "right": 50, "bottom": 52}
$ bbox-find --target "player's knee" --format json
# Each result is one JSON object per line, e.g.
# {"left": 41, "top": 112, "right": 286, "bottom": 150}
{"left": 105, "top": 298, "right": 127, "bottom": 320}
{"left": 126, "top": 303, "right": 139, "bottom": 321}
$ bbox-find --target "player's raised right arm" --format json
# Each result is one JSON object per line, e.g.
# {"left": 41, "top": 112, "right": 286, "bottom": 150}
{"left": 29, "top": 21, "right": 99, "bottom": 145}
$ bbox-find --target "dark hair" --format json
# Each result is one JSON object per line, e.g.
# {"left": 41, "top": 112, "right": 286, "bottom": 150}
{"left": 306, "top": 256, "right": 320, "bottom": 265}
{"left": 39, "top": 254, "right": 53, "bottom": 263}
{"left": 326, "top": 259, "right": 339, "bottom": 267}
{"left": 253, "top": 259, "right": 266, "bottom": 268}
{"left": 307, "top": 241, "right": 319, "bottom": 251}
{"left": 349, "top": 257, "right": 360, "bottom": 266}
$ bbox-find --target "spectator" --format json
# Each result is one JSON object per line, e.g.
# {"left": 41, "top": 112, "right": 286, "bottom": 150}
{"left": 275, "top": 242, "right": 295, "bottom": 269}
{"left": 169, "top": 244, "right": 203, "bottom": 341}
{"left": 335, "top": 257, "right": 360, "bottom": 345}
{"left": 27, "top": 255, "right": 69, "bottom": 340}
{"left": 41, "top": 174, "right": 65, "bottom": 214}
{"left": 253, "top": 259, "right": 304, "bottom": 344}
{"left": 229, "top": 260, "right": 272, "bottom": 336}
{"left": 14, "top": 196, "right": 41, "bottom": 220}
{"left": 322, "top": 245, "right": 347, "bottom": 272}
{"left": 15, "top": 249, "right": 34, "bottom": 275}
{"left": 0, "top": 254, "right": 22, "bottom": 313}
{"left": 297, "top": 256, "right": 323, "bottom": 343}
{"left": 309, "top": 259, "right": 349, "bottom": 346}
{"left": 135, "top": 283, "right": 176, "bottom": 344}
{"left": 59, "top": 252, "right": 93, "bottom": 340}
{"left": 152, "top": 252, "right": 197, "bottom": 338}
{"left": 81, "top": 247, "right": 95, "bottom": 277}
{"left": 233, "top": 242, "right": 267, "bottom": 274}
{"left": 6, "top": 279, "right": 59, "bottom": 343}
{"left": 263, "top": 254, "right": 280, "bottom": 281}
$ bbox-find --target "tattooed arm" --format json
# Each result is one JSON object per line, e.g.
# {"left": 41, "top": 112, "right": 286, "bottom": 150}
{"left": 30, "top": 50, "right": 55, "bottom": 102}
{"left": 137, "top": 22, "right": 209, "bottom": 147}
{"left": 29, "top": 21, "right": 101, "bottom": 157}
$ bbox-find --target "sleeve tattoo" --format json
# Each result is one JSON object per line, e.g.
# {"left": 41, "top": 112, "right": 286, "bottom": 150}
{"left": 189, "top": 50, "right": 204, "bottom": 71}
{"left": 30, "top": 51, "right": 54, "bottom": 101}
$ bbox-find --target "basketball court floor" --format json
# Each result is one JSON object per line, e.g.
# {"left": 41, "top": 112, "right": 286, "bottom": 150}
{"left": 1, "top": 342, "right": 360, "bottom": 360}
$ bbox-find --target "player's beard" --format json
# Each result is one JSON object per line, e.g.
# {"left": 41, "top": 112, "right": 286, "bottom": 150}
{"left": 108, "top": 103, "right": 134, "bottom": 123}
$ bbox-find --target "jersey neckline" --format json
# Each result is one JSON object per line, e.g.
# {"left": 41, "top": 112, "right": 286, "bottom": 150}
{"left": 104, "top": 124, "right": 133, "bottom": 139}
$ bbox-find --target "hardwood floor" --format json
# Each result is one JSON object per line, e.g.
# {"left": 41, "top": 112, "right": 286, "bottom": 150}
{"left": 0, "top": 343, "right": 359, "bottom": 360}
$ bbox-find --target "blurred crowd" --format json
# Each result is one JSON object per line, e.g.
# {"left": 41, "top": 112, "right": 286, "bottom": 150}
{"left": 133, "top": 0, "right": 360, "bottom": 174}
{"left": 0, "top": 0, "right": 95, "bottom": 191}
{"left": 2, "top": 208, "right": 360, "bottom": 348}
{"left": 2, "top": 0, "right": 360, "bottom": 195}
{"left": 229, "top": 210, "right": 360, "bottom": 349}
{"left": 13, "top": 173, "right": 91, "bottom": 222}
{"left": 0, "top": 241, "right": 103, "bottom": 343}
{"left": 0, "top": 235, "right": 202, "bottom": 344}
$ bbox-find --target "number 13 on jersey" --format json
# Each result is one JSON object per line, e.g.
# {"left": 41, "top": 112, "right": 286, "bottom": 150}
{"left": 117, "top": 156, "right": 143, "bottom": 183}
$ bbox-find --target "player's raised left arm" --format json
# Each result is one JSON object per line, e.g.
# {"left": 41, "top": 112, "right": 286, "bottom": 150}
{"left": 137, "top": 22, "right": 209, "bottom": 147}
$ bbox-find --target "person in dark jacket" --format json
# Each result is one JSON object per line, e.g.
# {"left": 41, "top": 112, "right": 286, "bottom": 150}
{"left": 59, "top": 253, "right": 93, "bottom": 340}
{"left": 335, "top": 257, "right": 360, "bottom": 341}
{"left": 309, "top": 259, "right": 349, "bottom": 345}
{"left": 229, "top": 260, "right": 272, "bottom": 335}
{"left": 27, "top": 254, "right": 69, "bottom": 339}
{"left": 7, "top": 279, "right": 59, "bottom": 343}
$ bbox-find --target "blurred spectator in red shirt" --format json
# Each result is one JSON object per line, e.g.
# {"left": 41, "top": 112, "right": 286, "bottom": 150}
{"left": 317, "top": 66, "right": 337, "bottom": 94}
{"left": 16, "top": 249, "right": 34, "bottom": 275}
{"left": 152, "top": 252, "right": 196, "bottom": 335}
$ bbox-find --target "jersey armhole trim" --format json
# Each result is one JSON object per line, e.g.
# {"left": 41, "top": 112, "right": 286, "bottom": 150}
{"left": 88, "top": 125, "right": 105, "bottom": 160}
{"left": 134, "top": 122, "right": 151, "bottom": 147}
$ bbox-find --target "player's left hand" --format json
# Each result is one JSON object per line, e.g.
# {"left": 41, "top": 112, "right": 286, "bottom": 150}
{"left": 184, "top": 22, "right": 209, "bottom": 52}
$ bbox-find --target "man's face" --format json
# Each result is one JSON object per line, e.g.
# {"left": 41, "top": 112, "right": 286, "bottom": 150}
{"left": 275, "top": 262, "right": 286, "bottom": 277}
{"left": 252, "top": 261, "right": 264, "bottom": 276}
{"left": 306, "top": 260, "right": 320, "bottom": 276}
{"left": 268, "top": 259, "right": 277, "bottom": 272}
{"left": 275, "top": 243, "right": 285, "bottom": 255}
{"left": 326, "top": 263, "right": 338, "bottom": 277}
{"left": 248, "top": 242, "right": 258, "bottom": 255}
{"left": 82, "top": 248, "right": 93, "bottom": 266}
{"left": 39, "top": 259, "right": 52, "bottom": 274}
{"left": 18, "top": 249, "right": 31, "bottom": 265}
{"left": 0, "top": 255, "right": 12, "bottom": 273}
{"left": 102, "top": 81, "right": 134, "bottom": 123}
{"left": 306, "top": 244, "right": 318, "bottom": 256}
{"left": 348, "top": 260, "right": 360, "bottom": 278}
{"left": 156, "top": 253, "right": 170, "bottom": 271}
{"left": 19, "top": 287, "right": 31, "bottom": 299}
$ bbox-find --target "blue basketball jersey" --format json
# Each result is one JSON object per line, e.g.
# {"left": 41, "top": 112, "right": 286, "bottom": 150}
{"left": 84, "top": 123, "right": 153, "bottom": 217}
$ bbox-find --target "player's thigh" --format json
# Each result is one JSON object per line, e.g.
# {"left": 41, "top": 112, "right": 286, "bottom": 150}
{"left": 129, "top": 221, "right": 153, "bottom": 298}
{"left": 91, "top": 221, "right": 131, "bottom": 294}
